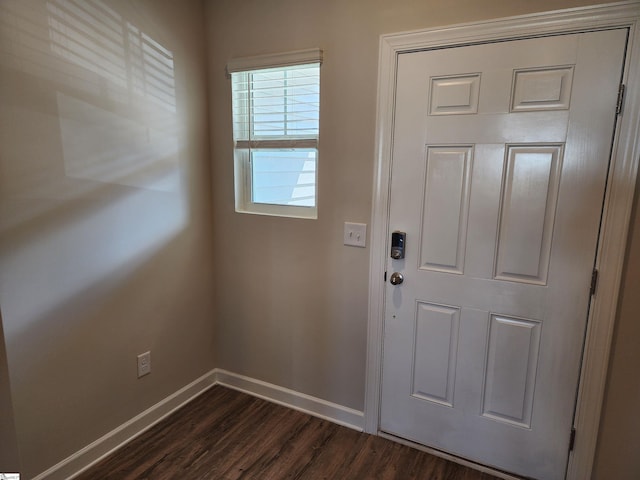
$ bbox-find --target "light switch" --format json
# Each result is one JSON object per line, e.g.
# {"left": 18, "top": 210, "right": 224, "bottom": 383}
{"left": 344, "top": 222, "right": 367, "bottom": 248}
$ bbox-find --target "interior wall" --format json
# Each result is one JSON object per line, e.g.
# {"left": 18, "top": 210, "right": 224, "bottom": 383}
{"left": 593, "top": 177, "right": 640, "bottom": 480}
{"left": 206, "top": 0, "right": 639, "bottom": 476}
{"left": 0, "top": 0, "right": 214, "bottom": 477}
{"left": 0, "top": 311, "right": 20, "bottom": 472}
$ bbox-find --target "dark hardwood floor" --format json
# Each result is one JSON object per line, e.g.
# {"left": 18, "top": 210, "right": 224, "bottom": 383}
{"left": 75, "top": 386, "right": 501, "bottom": 480}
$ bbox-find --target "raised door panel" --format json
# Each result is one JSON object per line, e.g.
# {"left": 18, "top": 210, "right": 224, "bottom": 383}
{"left": 511, "top": 66, "right": 574, "bottom": 112}
{"left": 482, "top": 314, "right": 541, "bottom": 428}
{"left": 419, "top": 146, "right": 472, "bottom": 273}
{"left": 495, "top": 145, "right": 563, "bottom": 284}
{"left": 412, "top": 302, "right": 460, "bottom": 407}
{"left": 429, "top": 74, "right": 481, "bottom": 115}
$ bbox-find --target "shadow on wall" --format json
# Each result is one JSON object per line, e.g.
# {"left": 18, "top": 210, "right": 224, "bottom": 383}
{"left": 0, "top": 309, "right": 20, "bottom": 472}
{"left": 0, "top": 1, "right": 208, "bottom": 476}
{"left": 0, "top": 0, "right": 188, "bottom": 338}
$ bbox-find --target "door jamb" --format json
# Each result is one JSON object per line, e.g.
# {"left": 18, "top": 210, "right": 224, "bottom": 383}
{"left": 364, "top": 2, "right": 640, "bottom": 479}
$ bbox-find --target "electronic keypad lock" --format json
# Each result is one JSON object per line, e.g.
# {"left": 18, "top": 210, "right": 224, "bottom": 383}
{"left": 390, "top": 231, "right": 406, "bottom": 260}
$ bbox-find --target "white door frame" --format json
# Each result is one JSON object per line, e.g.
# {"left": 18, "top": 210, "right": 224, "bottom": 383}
{"left": 365, "top": 2, "right": 640, "bottom": 479}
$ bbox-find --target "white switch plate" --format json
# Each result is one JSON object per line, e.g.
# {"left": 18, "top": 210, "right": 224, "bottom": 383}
{"left": 344, "top": 222, "right": 367, "bottom": 248}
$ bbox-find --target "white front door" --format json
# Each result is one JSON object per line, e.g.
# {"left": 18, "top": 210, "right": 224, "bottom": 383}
{"left": 380, "top": 29, "right": 627, "bottom": 480}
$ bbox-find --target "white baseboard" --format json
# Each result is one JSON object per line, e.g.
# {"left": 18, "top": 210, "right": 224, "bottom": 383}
{"left": 33, "top": 369, "right": 364, "bottom": 480}
{"left": 214, "top": 369, "right": 365, "bottom": 432}
{"left": 33, "top": 370, "right": 217, "bottom": 480}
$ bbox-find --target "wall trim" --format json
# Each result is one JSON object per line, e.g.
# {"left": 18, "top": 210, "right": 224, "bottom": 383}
{"left": 34, "top": 369, "right": 363, "bottom": 479}
{"left": 365, "top": 3, "right": 640, "bottom": 480}
{"left": 215, "top": 369, "right": 365, "bottom": 431}
{"left": 33, "top": 370, "right": 218, "bottom": 480}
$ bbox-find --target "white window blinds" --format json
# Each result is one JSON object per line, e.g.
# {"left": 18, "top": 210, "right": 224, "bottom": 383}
{"left": 229, "top": 49, "right": 321, "bottom": 217}
{"left": 232, "top": 64, "right": 320, "bottom": 144}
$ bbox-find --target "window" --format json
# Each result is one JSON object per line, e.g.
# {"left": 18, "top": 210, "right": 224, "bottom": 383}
{"left": 228, "top": 49, "right": 322, "bottom": 218}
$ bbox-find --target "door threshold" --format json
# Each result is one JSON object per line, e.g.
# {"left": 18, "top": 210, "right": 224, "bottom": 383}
{"left": 378, "top": 431, "right": 528, "bottom": 480}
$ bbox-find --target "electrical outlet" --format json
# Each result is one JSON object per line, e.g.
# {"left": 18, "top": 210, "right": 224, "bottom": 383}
{"left": 137, "top": 351, "right": 151, "bottom": 378}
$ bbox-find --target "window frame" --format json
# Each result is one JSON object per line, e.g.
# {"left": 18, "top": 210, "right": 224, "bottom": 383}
{"left": 228, "top": 49, "right": 323, "bottom": 219}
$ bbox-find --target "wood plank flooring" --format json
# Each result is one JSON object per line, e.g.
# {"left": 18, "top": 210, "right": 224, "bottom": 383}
{"left": 75, "top": 386, "right": 502, "bottom": 480}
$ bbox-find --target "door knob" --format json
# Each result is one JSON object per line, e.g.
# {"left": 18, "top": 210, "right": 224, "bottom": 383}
{"left": 389, "top": 272, "right": 404, "bottom": 285}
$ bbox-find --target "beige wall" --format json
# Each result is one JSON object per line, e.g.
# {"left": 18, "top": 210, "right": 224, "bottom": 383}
{"left": 0, "top": 0, "right": 214, "bottom": 477}
{"left": 1, "top": 0, "right": 638, "bottom": 478}
{"left": 0, "top": 311, "right": 20, "bottom": 472}
{"left": 593, "top": 175, "right": 640, "bottom": 480}
{"left": 206, "top": 0, "right": 639, "bottom": 478}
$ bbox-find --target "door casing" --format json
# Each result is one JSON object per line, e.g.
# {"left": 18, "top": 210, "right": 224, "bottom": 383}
{"left": 365, "top": 2, "right": 640, "bottom": 479}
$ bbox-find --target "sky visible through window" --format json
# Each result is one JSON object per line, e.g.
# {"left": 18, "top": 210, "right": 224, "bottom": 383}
{"left": 251, "top": 150, "right": 316, "bottom": 206}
